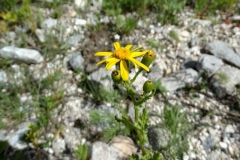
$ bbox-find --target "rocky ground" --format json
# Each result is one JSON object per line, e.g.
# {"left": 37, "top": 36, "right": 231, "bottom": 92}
{"left": 0, "top": 0, "right": 240, "bottom": 160}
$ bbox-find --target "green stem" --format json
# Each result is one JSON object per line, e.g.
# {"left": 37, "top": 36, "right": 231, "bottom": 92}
{"left": 131, "top": 69, "right": 142, "bottom": 84}
{"left": 134, "top": 105, "right": 139, "bottom": 123}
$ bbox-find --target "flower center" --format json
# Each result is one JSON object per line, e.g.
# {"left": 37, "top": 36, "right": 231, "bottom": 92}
{"left": 114, "top": 48, "right": 131, "bottom": 59}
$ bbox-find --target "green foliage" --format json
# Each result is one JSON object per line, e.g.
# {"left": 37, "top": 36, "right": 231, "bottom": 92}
{"left": 155, "top": 0, "right": 186, "bottom": 24}
{"left": 90, "top": 109, "right": 130, "bottom": 140}
{"left": 115, "top": 16, "right": 137, "bottom": 35}
{"left": 160, "top": 105, "right": 192, "bottom": 159}
{"left": 217, "top": 72, "right": 228, "bottom": 83}
{"left": 153, "top": 81, "right": 167, "bottom": 94}
{"left": 78, "top": 70, "right": 123, "bottom": 103}
{"left": 192, "top": 0, "right": 236, "bottom": 16}
{"left": 102, "top": 0, "right": 186, "bottom": 24}
{"left": 74, "top": 141, "right": 88, "bottom": 160}
{"left": 146, "top": 39, "right": 163, "bottom": 51}
{"left": 169, "top": 30, "right": 180, "bottom": 43}
{"left": 25, "top": 123, "right": 41, "bottom": 147}
{"left": 40, "top": 70, "right": 62, "bottom": 90}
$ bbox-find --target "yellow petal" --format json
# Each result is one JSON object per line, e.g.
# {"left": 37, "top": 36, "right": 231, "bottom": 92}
{"left": 131, "top": 59, "right": 138, "bottom": 68}
{"left": 114, "top": 42, "right": 121, "bottom": 50}
{"left": 120, "top": 60, "right": 129, "bottom": 81}
{"left": 125, "top": 44, "right": 133, "bottom": 50}
{"left": 129, "top": 58, "right": 149, "bottom": 72}
{"left": 105, "top": 57, "right": 120, "bottom": 63}
{"left": 130, "top": 51, "right": 146, "bottom": 58}
{"left": 94, "top": 52, "right": 113, "bottom": 56}
{"left": 106, "top": 59, "right": 120, "bottom": 70}
{"left": 96, "top": 59, "right": 106, "bottom": 66}
{"left": 131, "top": 46, "right": 143, "bottom": 52}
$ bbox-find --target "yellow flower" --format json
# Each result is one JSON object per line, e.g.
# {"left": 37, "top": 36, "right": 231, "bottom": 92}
{"left": 94, "top": 42, "right": 149, "bottom": 81}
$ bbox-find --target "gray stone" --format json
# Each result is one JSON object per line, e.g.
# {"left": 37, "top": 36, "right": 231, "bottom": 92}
{"left": 210, "top": 65, "right": 240, "bottom": 98}
{"left": 204, "top": 41, "right": 240, "bottom": 68}
{"left": 91, "top": 141, "right": 121, "bottom": 160}
{"left": 189, "top": 19, "right": 212, "bottom": 27}
{"left": 0, "top": 46, "right": 44, "bottom": 64}
{"left": 41, "top": 18, "right": 57, "bottom": 29}
{"left": 180, "top": 59, "right": 198, "bottom": 70}
{"left": 0, "top": 70, "right": 7, "bottom": 83}
{"left": 67, "top": 34, "right": 84, "bottom": 45}
{"left": 0, "top": 122, "right": 30, "bottom": 149}
{"left": 203, "top": 136, "right": 215, "bottom": 151}
{"left": 207, "top": 150, "right": 229, "bottom": 160}
{"left": 148, "top": 127, "right": 172, "bottom": 150}
{"left": 69, "top": 52, "right": 84, "bottom": 71}
{"left": 147, "top": 63, "right": 162, "bottom": 81}
{"left": 160, "top": 68, "right": 199, "bottom": 91}
{"left": 197, "top": 54, "right": 224, "bottom": 77}
{"left": 88, "top": 67, "right": 113, "bottom": 87}
{"left": 188, "top": 37, "right": 206, "bottom": 48}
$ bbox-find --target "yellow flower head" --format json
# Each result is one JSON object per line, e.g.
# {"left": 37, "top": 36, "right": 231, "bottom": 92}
{"left": 94, "top": 42, "right": 149, "bottom": 81}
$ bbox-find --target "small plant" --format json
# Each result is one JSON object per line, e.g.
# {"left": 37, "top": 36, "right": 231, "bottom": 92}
{"left": 169, "top": 30, "right": 180, "bottom": 43}
{"left": 192, "top": 0, "right": 236, "bottom": 18}
{"left": 74, "top": 141, "right": 88, "bottom": 160}
{"left": 217, "top": 72, "right": 228, "bottom": 83}
{"left": 160, "top": 105, "right": 192, "bottom": 159}
{"left": 90, "top": 109, "right": 130, "bottom": 140}
{"left": 94, "top": 42, "right": 162, "bottom": 159}
{"left": 147, "top": 39, "right": 163, "bottom": 51}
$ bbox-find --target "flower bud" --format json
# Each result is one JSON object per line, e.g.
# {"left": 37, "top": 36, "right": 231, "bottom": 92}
{"left": 143, "top": 80, "right": 154, "bottom": 93}
{"left": 141, "top": 50, "right": 155, "bottom": 67}
{"left": 111, "top": 70, "right": 122, "bottom": 83}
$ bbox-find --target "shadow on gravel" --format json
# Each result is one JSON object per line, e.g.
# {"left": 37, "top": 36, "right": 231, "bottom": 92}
{"left": 0, "top": 141, "right": 49, "bottom": 160}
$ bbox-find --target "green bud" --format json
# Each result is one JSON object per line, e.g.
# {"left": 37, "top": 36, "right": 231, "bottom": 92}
{"left": 143, "top": 80, "right": 154, "bottom": 93}
{"left": 141, "top": 50, "right": 155, "bottom": 67}
{"left": 111, "top": 70, "right": 122, "bottom": 83}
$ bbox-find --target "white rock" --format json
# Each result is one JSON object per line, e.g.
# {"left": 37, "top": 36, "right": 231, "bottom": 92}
{"left": 74, "top": 18, "right": 87, "bottom": 26}
{"left": 74, "top": 0, "right": 87, "bottom": 8}
{"left": 35, "top": 29, "right": 45, "bottom": 42}
{"left": 224, "top": 124, "right": 235, "bottom": 133}
{"left": 0, "top": 46, "right": 44, "bottom": 64}
{"left": 109, "top": 136, "right": 136, "bottom": 159}
{"left": 0, "top": 70, "right": 7, "bottom": 83}
{"left": 42, "top": 18, "right": 57, "bottom": 28}
{"left": 114, "top": 34, "right": 120, "bottom": 40}
{"left": 219, "top": 142, "right": 228, "bottom": 149}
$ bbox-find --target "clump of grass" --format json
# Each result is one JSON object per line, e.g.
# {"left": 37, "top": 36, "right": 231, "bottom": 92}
{"left": 90, "top": 109, "right": 130, "bottom": 140}
{"left": 74, "top": 141, "right": 88, "bottom": 160}
{"left": 147, "top": 39, "right": 164, "bottom": 51}
{"left": 217, "top": 72, "right": 228, "bottom": 83}
{"left": 169, "top": 30, "right": 180, "bottom": 43}
{"left": 115, "top": 16, "right": 137, "bottom": 35}
{"left": 157, "top": 105, "right": 192, "bottom": 159}
{"left": 190, "top": 0, "right": 236, "bottom": 17}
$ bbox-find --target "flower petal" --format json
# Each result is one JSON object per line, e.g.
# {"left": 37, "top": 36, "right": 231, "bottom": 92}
{"left": 125, "top": 44, "right": 133, "bottom": 50}
{"left": 105, "top": 57, "right": 120, "bottom": 63}
{"left": 96, "top": 59, "right": 106, "bottom": 66}
{"left": 94, "top": 52, "right": 113, "bottom": 56}
{"left": 120, "top": 60, "right": 129, "bottom": 81}
{"left": 114, "top": 42, "right": 121, "bottom": 50}
{"left": 131, "top": 46, "right": 143, "bottom": 52}
{"left": 106, "top": 59, "right": 120, "bottom": 70}
{"left": 131, "top": 59, "right": 138, "bottom": 68}
{"left": 129, "top": 57, "right": 149, "bottom": 72}
{"left": 130, "top": 51, "right": 146, "bottom": 58}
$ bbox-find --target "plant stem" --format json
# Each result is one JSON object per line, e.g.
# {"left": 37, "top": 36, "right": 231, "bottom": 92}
{"left": 131, "top": 69, "right": 142, "bottom": 83}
